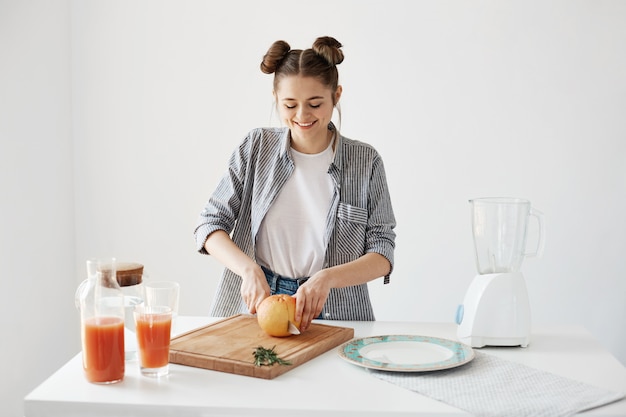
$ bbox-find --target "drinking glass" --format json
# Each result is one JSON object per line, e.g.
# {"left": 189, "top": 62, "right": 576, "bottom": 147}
{"left": 134, "top": 305, "right": 172, "bottom": 377}
{"left": 144, "top": 281, "right": 180, "bottom": 333}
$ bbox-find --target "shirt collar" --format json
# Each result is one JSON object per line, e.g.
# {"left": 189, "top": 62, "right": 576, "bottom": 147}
{"left": 329, "top": 123, "right": 343, "bottom": 172}
{"left": 279, "top": 127, "right": 291, "bottom": 159}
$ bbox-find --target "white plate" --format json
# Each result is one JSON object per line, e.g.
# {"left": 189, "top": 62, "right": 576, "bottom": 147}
{"left": 338, "top": 334, "right": 475, "bottom": 372}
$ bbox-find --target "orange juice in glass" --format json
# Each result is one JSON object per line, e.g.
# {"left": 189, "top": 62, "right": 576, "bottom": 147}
{"left": 82, "top": 316, "right": 125, "bottom": 383}
{"left": 134, "top": 305, "right": 172, "bottom": 377}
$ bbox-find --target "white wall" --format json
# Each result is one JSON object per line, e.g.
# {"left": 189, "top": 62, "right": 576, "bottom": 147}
{"left": 4, "top": 1, "right": 625, "bottom": 415}
{"left": 71, "top": 0, "right": 625, "bottom": 361}
{"left": 0, "top": 1, "right": 76, "bottom": 416}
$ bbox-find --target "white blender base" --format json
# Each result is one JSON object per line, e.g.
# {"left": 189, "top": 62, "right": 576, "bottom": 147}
{"left": 456, "top": 272, "right": 531, "bottom": 348}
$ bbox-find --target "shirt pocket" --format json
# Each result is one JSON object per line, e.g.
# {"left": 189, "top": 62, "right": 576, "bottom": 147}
{"left": 335, "top": 203, "right": 368, "bottom": 254}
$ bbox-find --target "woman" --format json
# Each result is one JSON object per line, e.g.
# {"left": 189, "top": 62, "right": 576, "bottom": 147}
{"left": 195, "top": 36, "right": 396, "bottom": 331}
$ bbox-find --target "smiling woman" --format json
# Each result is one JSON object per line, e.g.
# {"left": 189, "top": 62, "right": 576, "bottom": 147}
{"left": 195, "top": 36, "right": 397, "bottom": 332}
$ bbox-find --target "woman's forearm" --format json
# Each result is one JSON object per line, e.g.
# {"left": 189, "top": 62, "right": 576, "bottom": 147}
{"left": 203, "top": 230, "right": 259, "bottom": 278}
{"left": 319, "top": 252, "right": 391, "bottom": 288}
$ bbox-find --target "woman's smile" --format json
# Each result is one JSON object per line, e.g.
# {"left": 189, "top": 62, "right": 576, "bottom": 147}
{"left": 295, "top": 120, "right": 316, "bottom": 128}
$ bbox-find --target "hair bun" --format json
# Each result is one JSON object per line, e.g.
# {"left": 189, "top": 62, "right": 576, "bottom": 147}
{"left": 260, "top": 40, "right": 291, "bottom": 74}
{"left": 312, "top": 36, "right": 344, "bottom": 66}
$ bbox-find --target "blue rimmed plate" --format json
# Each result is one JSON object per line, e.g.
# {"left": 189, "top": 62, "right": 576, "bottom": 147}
{"left": 338, "top": 335, "right": 475, "bottom": 372}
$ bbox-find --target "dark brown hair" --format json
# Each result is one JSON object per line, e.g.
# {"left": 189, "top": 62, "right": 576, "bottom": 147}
{"left": 260, "top": 36, "right": 344, "bottom": 103}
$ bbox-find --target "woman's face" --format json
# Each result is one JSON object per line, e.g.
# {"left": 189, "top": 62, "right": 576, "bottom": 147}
{"left": 275, "top": 75, "right": 342, "bottom": 153}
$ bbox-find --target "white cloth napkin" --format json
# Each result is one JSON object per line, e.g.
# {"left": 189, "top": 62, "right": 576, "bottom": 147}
{"left": 368, "top": 351, "right": 624, "bottom": 417}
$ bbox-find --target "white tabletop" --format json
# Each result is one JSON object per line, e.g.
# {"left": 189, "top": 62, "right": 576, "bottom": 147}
{"left": 24, "top": 317, "right": 626, "bottom": 417}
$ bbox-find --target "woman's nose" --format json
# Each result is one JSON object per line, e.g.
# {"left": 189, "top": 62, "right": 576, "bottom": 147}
{"left": 296, "top": 106, "right": 309, "bottom": 119}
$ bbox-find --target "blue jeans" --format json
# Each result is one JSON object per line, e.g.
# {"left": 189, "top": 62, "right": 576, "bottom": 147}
{"left": 261, "top": 265, "right": 309, "bottom": 296}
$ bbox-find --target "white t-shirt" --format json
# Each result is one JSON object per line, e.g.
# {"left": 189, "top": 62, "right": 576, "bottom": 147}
{"left": 256, "top": 137, "right": 335, "bottom": 278}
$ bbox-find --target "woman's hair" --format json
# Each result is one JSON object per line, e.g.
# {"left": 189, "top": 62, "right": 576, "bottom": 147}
{"left": 260, "top": 36, "right": 344, "bottom": 104}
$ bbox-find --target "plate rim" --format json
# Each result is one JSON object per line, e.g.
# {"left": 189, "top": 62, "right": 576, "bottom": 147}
{"left": 337, "top": 334, "right": 475, "bottom": 372}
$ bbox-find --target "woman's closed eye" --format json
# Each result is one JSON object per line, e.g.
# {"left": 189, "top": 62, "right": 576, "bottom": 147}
{"left": 284, "top": 103, "right": 322, "bottom": 109}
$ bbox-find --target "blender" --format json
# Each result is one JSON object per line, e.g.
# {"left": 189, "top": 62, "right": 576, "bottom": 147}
{"left": 456, "top": 197, "right": 545, "bottom": 348}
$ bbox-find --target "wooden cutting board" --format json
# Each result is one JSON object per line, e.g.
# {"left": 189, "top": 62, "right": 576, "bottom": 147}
{"left": 169, "top": 314, "right": 354, "bottom": 379}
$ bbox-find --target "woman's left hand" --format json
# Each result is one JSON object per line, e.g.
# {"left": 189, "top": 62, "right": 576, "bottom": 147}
{"left": 294, "top": 272, "right": 331, "bottom": 331}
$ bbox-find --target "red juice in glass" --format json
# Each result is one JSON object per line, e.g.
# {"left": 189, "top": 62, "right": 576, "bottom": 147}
{"left": 82, "top": 316, "right": 125, "bottom": 383}
{"left": 134, "top": 306, "right": 172, "bottom": 377}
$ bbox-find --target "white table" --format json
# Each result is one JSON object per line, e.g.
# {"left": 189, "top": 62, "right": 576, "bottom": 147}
{"left": 24, "top": 317, "right": 626, "bottom": 416}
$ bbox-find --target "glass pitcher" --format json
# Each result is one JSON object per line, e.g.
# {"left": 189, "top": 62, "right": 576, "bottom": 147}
{"left": 76, "top": 258, "right": 125, "bottom": 384}
{"left": 470, "top": 197, "right": 545, "bottom": 274}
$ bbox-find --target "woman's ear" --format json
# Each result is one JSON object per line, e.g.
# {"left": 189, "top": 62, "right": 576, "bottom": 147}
{"left": 334, "top": 85, "right": 343, "bottom": 105}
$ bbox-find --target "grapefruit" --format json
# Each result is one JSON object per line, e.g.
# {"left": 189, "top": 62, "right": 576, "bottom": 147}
{"left": 257, "top": 294, "right": 301, "bottom": 337}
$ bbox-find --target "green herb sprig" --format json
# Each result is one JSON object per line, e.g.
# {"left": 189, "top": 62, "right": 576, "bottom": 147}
{"left": 253, "top": 345, "right": 292, "bottom": 367}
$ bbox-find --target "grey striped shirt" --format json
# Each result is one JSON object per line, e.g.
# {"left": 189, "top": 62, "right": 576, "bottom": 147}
{"left": 195, "top": 125, "right": 396, "bottom": 320}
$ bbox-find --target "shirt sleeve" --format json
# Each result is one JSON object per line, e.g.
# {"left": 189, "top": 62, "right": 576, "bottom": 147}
{"left": 194, "top": 135, "right": 250, "bottom": 254}
{"left": 365, "top": 153, "right": 396, "bottom": 283}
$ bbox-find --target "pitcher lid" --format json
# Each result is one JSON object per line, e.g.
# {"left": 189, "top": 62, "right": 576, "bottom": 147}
{"left": 115, "top": 262, "right": 144, "bottom": 286}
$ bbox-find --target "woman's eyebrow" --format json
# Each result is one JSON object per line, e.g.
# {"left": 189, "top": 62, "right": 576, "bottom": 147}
{"left": 282, "top": 96, "right": 325, "bottom": 101}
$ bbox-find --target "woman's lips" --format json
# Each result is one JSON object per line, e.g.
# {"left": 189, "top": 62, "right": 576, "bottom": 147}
{"left": 295, "top": 121, "right": 316, "bottom": 128}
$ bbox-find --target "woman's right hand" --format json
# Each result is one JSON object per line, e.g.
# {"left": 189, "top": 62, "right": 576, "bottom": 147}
{"left": 204, "top": 230, "right": 270, "bottom": 314}
{"left": 240, "top": 265, "right": 270, "bottom": 314}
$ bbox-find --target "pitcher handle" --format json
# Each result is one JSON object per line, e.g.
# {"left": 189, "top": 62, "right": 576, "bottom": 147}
{"left": 75, "top": 279, "right": 89, "bottom": 310}
{"left": 525, "top": 207, "right": 545, "bottom": 258}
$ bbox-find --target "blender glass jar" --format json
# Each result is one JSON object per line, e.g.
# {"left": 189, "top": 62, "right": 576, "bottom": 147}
{"left": 470, "top": 197, "right": 544, "bottom": 274}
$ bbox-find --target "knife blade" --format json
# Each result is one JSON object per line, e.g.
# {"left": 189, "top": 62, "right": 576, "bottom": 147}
{"left": 288, "top": 321, "right": 301, "bottom": 335}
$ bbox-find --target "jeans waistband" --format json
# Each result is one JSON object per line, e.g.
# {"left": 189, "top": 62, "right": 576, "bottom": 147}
{"left": 260, "top": 265, "right": 309, "bottom": 286}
